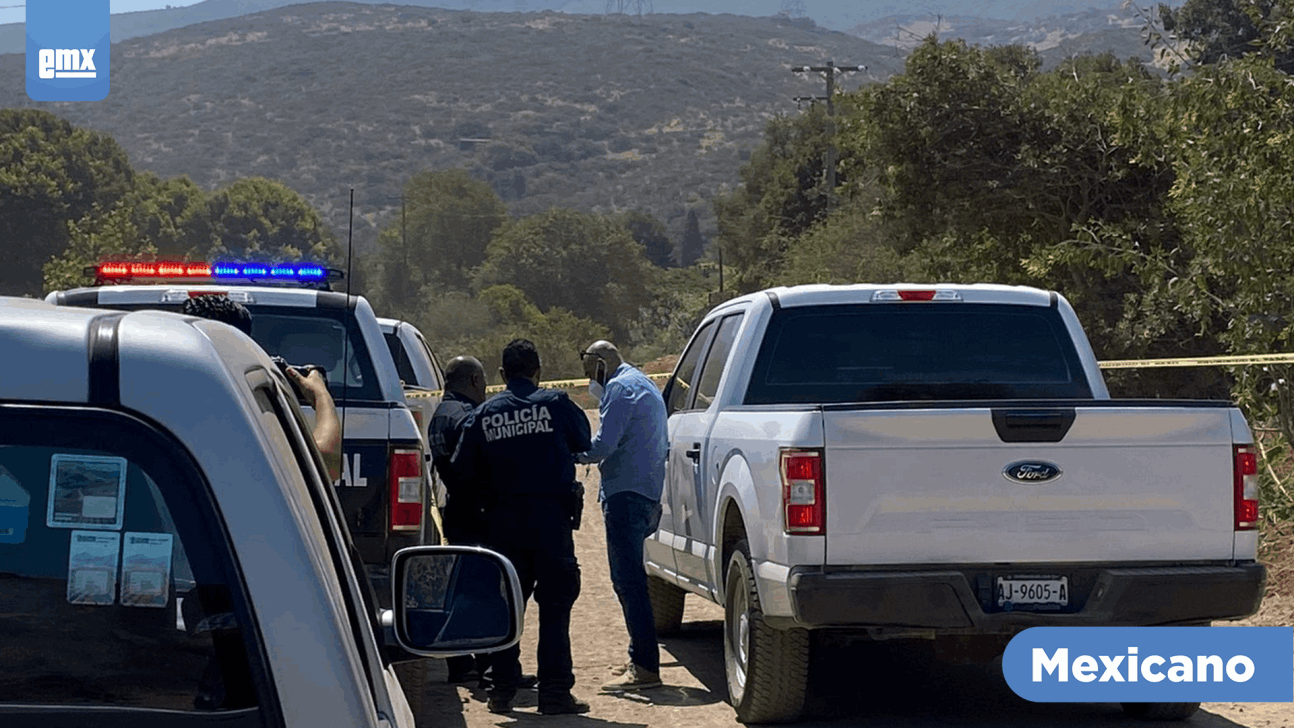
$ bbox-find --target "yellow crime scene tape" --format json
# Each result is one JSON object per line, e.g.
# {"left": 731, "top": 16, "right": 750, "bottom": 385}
{"left": 1098, "top": 353, "right": 1294, "bottom": 369}
{"left": 406, "top": 356, "right": 1294, "bottom": 399}
{"left": 406, "top": 372, "right": 672, "bottom": 399}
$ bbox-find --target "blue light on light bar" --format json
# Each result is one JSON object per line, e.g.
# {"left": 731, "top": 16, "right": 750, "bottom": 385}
{"left": 206, "top": 262, "right": 327, "bottom": 281}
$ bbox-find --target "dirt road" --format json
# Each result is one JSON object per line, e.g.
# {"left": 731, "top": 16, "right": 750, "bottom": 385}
{"left": 412, "top": 412, "right": 1293, "bottom": 728}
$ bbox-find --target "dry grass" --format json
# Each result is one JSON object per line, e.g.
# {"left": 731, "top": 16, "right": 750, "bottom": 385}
{"left": 640, "top": 354, "right": 678, "bottom": 375}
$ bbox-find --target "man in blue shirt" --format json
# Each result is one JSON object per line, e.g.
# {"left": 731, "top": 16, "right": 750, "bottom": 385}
{"left": 576, "top": 340, "right": 669, "bottom": 692}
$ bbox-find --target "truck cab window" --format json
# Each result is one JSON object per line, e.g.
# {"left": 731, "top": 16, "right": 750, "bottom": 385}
{"left": 693, "top": 314, "right": 743, "bottom": 410}
{"left": 0, "top": 408, "right": 267, "bottom": 725}
{"left": 664, "top": 320, "right": 715, "bottom": 415}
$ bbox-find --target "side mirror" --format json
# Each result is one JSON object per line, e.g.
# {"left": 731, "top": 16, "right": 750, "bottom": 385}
{"left": 389, "top": 545, "right": 524, "bottom": 657}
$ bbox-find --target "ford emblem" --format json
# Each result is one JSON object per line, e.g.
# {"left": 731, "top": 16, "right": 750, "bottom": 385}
{"left": 1003, "top": 461, "right": 1062, "bottom": 484}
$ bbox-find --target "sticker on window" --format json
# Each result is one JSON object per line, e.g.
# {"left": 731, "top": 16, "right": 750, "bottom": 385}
{"left": 46, "top": 454, "right": 127, "bottom": 530}
{"left": 121, "top": 532, "right": 173, "bottom": 608}
{"left": 68, "top": 530, "right": 120, "bottom": 605}
{"left": 0, "top": 463, "right": 30, "bottom": 544}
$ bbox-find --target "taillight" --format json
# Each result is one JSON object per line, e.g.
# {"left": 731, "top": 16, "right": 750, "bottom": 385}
{"left": 781, "top": 449, "right": 825, "bottom": 535}
{"left": 1234, "top": 445, "right": 1259, "bottom": 531}
{"left": 390, "top": 448, "right": 423, "bottom": 532}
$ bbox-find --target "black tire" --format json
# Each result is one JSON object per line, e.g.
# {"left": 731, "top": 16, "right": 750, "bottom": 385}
{"left": 648, "top": 574, "right": 686, "bottom": 636}
{"left": 724, "top": 539, "right": 810, "bottom": 724}
{"left": 1120, "top": 702, "right": 1202, "bottom": 721}
{"left": 394, "top": 659, "right": 427, "bottom": 724}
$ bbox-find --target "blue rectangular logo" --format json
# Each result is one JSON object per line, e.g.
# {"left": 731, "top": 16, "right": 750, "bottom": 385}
{"left": 26, "top": 0, "right": 110, "bottom": 101}
{"left": 1004, "top": 626, "right": 1294, "bottom": 703}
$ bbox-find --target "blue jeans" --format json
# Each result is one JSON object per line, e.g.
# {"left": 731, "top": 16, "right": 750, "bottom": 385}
{"left": 602, "top": 491, "right": 663, "bottom": 673}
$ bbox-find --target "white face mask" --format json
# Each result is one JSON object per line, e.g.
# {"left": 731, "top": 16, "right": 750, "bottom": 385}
{"left": 588, "top": 360, "right": 607, "bottom": 400}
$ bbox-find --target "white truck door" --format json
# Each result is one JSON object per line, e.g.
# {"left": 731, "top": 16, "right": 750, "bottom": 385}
{"left": 655, "top": 319, "right": 717, "bottom": 584}
{"left": 678, "top": 313, "right": 745, "bottom": 587}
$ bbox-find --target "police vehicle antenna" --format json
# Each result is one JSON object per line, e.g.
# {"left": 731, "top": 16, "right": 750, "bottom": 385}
{"left": 340, "top": 187, "right": 354, "bottom": 480}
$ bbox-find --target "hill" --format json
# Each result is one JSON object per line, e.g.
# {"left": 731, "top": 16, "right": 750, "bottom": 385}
{"left": 0, "top": 0, "right": 1169, "bottom": 56}
{"left": 847, "top": 6, "right": 1163, "bottom": 70}
{"left": 0, "top": 5, "right": 906, "bottom": 249}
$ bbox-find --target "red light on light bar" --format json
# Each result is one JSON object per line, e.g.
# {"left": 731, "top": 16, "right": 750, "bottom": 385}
{"left": 130, "top": 263, "right": 158, "bottom": 276}
{"left": 99, "top": 263, "right": 130, "bottom": 277}
{"left": 898, "top": 290, "right": 936, "bottom": 301}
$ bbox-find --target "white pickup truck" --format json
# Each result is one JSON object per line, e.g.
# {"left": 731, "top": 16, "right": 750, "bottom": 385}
{"left": 644, "top": 283, "right": 1267, "bottom": 724}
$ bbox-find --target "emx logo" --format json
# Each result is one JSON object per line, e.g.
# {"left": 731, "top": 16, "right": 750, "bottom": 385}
{"left": 26, "top": 0, "right": 110, "bottom": 101}
{"left": 38, "top": 48, "right": 98, "bottom": 79}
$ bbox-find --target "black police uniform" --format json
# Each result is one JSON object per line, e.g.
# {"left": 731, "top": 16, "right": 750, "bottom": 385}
{"left": 449, "top": 377, "right": 591, "bottom": 706}
{"left": 428, "top": 390, "right": 486, "bottom": 682}
{"left": 429, "top": 391, "right": 485, "bottom": 545}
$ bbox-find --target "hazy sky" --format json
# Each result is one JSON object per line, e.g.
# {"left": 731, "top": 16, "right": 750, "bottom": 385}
{"left": 4, "top": 0, "right": 212, "bottom": 26}
{"left": 2, "top": 1, "right": 791, "bottom": 30}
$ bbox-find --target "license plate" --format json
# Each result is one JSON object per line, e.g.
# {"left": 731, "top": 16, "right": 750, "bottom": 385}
{"left": 996, "top": 576, "right": 1069, "bottom": 607}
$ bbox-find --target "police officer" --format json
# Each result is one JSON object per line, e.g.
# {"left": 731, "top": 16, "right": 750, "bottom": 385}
{"left": 449, "top": 338, "right": 592, "bottom": 716}
{"left": 427, "top": 356, "right": 489, "bottom": 684}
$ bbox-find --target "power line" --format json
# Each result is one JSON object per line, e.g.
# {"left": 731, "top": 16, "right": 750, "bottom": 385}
{"left": 604, "top": 0, "right": 651, "bottom": 15}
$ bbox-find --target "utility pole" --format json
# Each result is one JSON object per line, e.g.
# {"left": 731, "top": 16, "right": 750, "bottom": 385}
{"left": 400, "top": 195, "right": 407, "bottom": 304}
{"left": 792, "top": 60, "right": 866, "bottom": 207}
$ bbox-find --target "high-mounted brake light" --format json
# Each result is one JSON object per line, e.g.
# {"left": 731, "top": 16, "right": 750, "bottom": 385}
{"left": 1234, "top": 444, "right": 1259, "bottom": 531}
{"left": 871, "top": 289, "right": 962, "bottom": 302}
{"left": 93, "top": 261, "right": 330, "bottom": 281}
{"left": 163, "top": 289, "right": 257, "bottom": 304}
{"left": 390, "top": 448, "right": 423, "bottom": 532}
{"left": 781, "top": 449, "right": 825, "bottom": 535}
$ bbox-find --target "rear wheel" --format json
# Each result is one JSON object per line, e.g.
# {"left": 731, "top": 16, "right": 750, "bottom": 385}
{"left": 723, "top": 539, "right": 810, "bottom": 724}
{"left": 647, "top": 574, "right": 686, "bottom": 636}
{"left": 1120, "top": 702, "right": 1201, "bottom": 721}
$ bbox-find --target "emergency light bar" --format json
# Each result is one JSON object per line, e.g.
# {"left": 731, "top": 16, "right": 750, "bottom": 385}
{"left": 86, "top": 261, "right": 342, "bottom": 287}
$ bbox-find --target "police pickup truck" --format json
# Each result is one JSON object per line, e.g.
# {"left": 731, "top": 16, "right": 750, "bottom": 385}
{"left": 45, "top": 262, "right": 438, "bottom": 602}
{"left": 0, "top": 296, "right": 523, "bottom": 728}
{"left": 648, "top": 283, "right": 1268, "bottom": 724}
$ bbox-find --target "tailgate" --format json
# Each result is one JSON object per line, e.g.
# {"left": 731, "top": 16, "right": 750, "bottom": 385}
{"left": 822, "top": 404, "right": 1240, "bottom": 565}
{"left": 302, "top": 405, "right": 393, "bottom": 535}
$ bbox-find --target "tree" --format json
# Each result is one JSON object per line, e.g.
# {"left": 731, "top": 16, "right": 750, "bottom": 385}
{"left": 678, "top": 209, "right": 705, "bottom": 267}
{"left": 0, "top": 109, "right": 134, "bottom": 295}
{"left": 131, "top": 173, "right": 208, "bottom": 259}
{"left": 1158, "top": 0, "right": 1294, "bottom": 71}
{"left": 197, "top": 177, "right": 339, "bottom": 264}
{"left": 714, "top": 106, "right": 836, "bottom": 291}
{"left": 631, "top": 266, "right": 714, "bottom": 362}
{"left": 43, "top": 203, "right": 159, "bottom": 293}
{"left": 618, "top": 210, "right": 675, "bottom": 268}
{"left": 469, "top": 285, "right": 612, "bottom": 381}
{"left": 776, "top": 196, "right": 926, "bottom": 287}
{"left": 377, "top": 169, "right": 508, "bottom": 312}
{"left": 475, "top": 208, "right": 652, "bottom": 342}
{"left": 842, "top": 38, "right": 1044, "bottom": 259}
